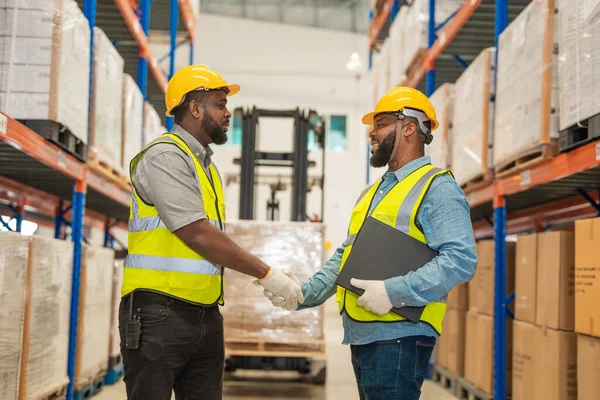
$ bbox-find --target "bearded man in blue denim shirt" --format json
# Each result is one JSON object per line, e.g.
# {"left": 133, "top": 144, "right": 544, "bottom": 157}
{"left": 263, "top": 87, "right": 477, "bottom": 400}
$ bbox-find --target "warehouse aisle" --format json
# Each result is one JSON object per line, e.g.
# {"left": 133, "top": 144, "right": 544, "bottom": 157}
{"left": 96, "top": 299, "right": 456, "bottom": 400}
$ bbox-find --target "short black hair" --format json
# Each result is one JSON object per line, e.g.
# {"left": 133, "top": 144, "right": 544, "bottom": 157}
{"left": 172, "top": 90, "right": 211, "bottom": 124}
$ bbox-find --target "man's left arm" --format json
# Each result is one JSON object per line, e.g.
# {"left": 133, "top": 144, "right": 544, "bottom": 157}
{"left": 384, "top": 176, "right": 477, "bottom": 307}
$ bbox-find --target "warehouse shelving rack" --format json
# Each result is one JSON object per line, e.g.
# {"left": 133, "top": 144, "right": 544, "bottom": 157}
{"left": 0, "top": 1, "right": 196, "bottom": 399}
{"left": 367, "top": 1, "right": 600, "bottom": 400}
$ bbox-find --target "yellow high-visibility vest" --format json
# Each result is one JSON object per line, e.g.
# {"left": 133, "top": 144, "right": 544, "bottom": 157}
{"left": 336, "top": 164, "right": 449, "bottom": 334}
{"left": 121, "top": 133, "right": 226, "bottom": 306}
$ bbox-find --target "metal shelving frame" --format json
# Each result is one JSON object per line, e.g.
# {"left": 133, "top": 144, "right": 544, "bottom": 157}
{"left": 368, "top": 1, "right": 600, "bottom": 399}
{"left": 0, "top": 0, "right": 195, "bottom": 399}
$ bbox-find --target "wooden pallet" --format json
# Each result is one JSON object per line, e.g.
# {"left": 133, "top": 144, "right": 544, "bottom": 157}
{"left": 430, "top": 365, "right": 458, "bottom": 395}
{"left": 74, "top": 370, "right": 106, "bottom": 400}
{"left": 455, "top": 376, "right": 499, "bottom": 400}
{"left": 495, "top": 140, "right": 559, "bottom": 179}
{"left": 460, "top": 169, "right": 494, "bottom": 194}
{"left": 87, "top": 155, "right": 131, "bottom": 190}
{"left": 28, "top": 382, "right": 68, "bottom": 400}
{"left": 19, "top": 119, "right": 88, "bottom": 161}
{"left": 559, "top": 113, "right": 600, "bottom": 153}
{"left": 225, "top": 337, "right": 326, "bottom": 358}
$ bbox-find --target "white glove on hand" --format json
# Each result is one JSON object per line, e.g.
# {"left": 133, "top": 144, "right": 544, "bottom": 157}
{"left": 262, "top": 270, "right": 302, "bottom": 310}
{"left": 351, "top": 278, "right": 393, "bottom": 315}
{"left": 254, "top": 267, "right": 304, "bottom": 311}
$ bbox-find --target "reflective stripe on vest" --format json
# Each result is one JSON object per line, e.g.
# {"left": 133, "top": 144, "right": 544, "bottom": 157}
{"left": 336, "top": 164, "right": 449, "bottom": 334}
{"left": 122, "top": 133, "right": 226, "bottom": 306}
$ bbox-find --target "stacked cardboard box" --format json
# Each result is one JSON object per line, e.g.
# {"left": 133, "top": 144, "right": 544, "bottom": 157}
{"left": 0, "top": 0, "right": 90, "bottom": 142}
{"left": 451, "top": 48, "right": 495, "bottom": 187}
{"left": 464, "top": 240, "right": 515, "bottom": 396}
{"left": 90, "top": 27, "right": 124, "bottom": 172}
{"left": 427, "top": 83, "right": 454, "bottom": 170}
{"left": 109, "top": 260, "right": 124, "bottom": 361}
{"left": 436, "top": 281, "right": 467, "bottom": 376}
{"left": 512, "top": 231, "right": 577, "bottom": 400}
{"left": 143, "top": 102, "right": 163, "bottom": 146}
{"left": 121, "top": 74, "right": 144, "bottom": 171}
{"left": 494, "top": 0, "right": 558, "bottom": 174}
{"left": 222, "top": 221, "right": 325, "bottom": 347}
{"left": 74, "top": 246, "right": 115, "bottom": 388}
{"left": 574, "top": 217, "right": 600, "bottom": 399}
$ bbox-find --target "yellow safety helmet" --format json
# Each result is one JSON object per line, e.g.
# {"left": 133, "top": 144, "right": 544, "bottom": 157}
{"left": 165, "top": 64, "right": 240, "bottom": 116}
{"left": 362, "top": 87, "right": 438, "bottom": 132}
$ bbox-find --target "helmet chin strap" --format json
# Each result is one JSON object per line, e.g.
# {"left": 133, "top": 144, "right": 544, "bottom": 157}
{"left": 387, "top": 117, "right": 403, "bottom": 166}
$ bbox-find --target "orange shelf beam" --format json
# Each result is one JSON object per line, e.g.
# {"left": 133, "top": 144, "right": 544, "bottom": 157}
{"left": 368, "top": 0, "right": 394, "bottom": 49}
{"left": 466, "top": 182, "right": 495, "bottom": 208}
{"left": 179, "top": 0, "right": 195, "bottom": 42}
{"left": 404, "top": 0, "right": 483, "bottom": 87}
{"left": 114, "top": 0, "right": 168, "bottom": 93}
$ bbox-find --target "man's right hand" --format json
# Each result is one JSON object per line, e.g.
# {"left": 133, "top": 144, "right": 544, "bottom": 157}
{"left": 254, "top": 267, "right": 304, "bottom": 311}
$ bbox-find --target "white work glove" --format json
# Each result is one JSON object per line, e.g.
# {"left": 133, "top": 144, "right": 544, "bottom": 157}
{"left": 351, "top": 278, "right": 394, "bottom": 315}
{"left": 262, "top": 270, "right": 302, "bottom": 310}
{"left": 254, "top": 267, "right": 304, "bottom": 311}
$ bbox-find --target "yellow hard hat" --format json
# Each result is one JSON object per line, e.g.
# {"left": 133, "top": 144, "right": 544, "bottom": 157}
{"left": 165, "top": 64, "right": 240, "bottom": 116}
{"left": 362, "top": 87, "right": 438, "bottom": 131}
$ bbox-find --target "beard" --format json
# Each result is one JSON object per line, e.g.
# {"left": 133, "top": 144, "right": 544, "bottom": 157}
{"left": 203, "top": 106, "right": 228, "bottom": 145}
{"left": 370, "top": 129, "right": 396, "bottom": 168}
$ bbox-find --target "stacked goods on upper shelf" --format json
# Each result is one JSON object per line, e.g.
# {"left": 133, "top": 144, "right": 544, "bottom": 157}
{"left": 373, "top": 39, "right": 390, "bottom": 102}
{"left": 222, "top": 221, "right": 325, "bottom": 354}
{"left": 122, "top": 74, "right": 144, "bottom": 171}
{"left": 451, "top": 48, "right": 495, "bottom": 192}
{"left": 427, "top": 83, "right": 454, "bottom": 170}
{"left": 557, "top": 0, "right": 600, "bottom": 152}
{"left": 388, "top": 5, "right": 408, "bottom": 86}
{"left": 494, "top": 0, "right": 559, "bottom": 177}
{"left": 90, "top": 27, "right": 125, "bottom": 174}
{"left": 143, "top": 102, "right": 163, "bottom": 146}
{"left": 74, "top": 245, "right": 115, "bottom": 390}
{"left": 0, "top": 0, "right": 90, "bottom": 154}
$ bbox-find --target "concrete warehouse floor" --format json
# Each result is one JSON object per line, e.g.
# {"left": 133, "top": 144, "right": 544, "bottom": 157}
{"left": 97, "top": 300, "right": 457, "bottom": 400}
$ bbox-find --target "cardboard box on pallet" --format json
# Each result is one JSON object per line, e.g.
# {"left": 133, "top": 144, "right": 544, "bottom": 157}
{"left": 512, "top": 320, "right": 577, "bottom": 400}
{"left": 0, "top": 233, "right": 30, "bottom": 400}
{"left": 464, "top": 311, "right": 513, "bottom": 396}
{"left": 515, "top": 233, "right": 538, "bottom": 323}
{"left": 121, "top": 74, "right": 144, "bottom": 171}
{"left": 447, "top": 282, "right": 468, "bottom": 311}
{"left": 557, "top": 0, "right": 600, "bottom": 132}
{"left": 435, "top": 325, "right": 449, "bottom": 370}
{"left": 89, "top": 27, "right": 124, "bottom": 172}
{"left": 451, "top": 48, "right": 495, "bottom": 187}
{"left": 426, "top": 83, "right": 454, "bottom": 170}
{"left": 0, "top": 0, "right": 90, "bottom": 143}
{"left": 109, "top": 260, "right": 124, "bottom": 359}
{"left": 443, "top": 308, "right": 466, "bottom": 377}
{"left": 536, "top": 231, "right": 575, "bottom": 331}
{"left": 578, "top": 334, "right": 600, "bottom": 400}
{"left": 574, "top": 217, "right": 600, "bottom": 337}
{"left": 74, "top": 245, "right": 115, "bottom": 389}
{"left": 494, "top": 0, "right": 559, "bottom": 175}
{"left": 469, "top": 240, "right": 516, "bottom": 317}
{"left": 222, "top": 221, "right": 325, "bottom": 349}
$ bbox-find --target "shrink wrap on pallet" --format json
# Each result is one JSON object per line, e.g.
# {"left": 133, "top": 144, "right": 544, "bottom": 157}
{"left": 122, "top": 74, "right": 144, "bottom": 170}
{"left": 143, "top": 102, "right": 163, "bottom": 146}
{"left": 90, "top": 27, "right": 124, "bottom": 172}
{"left": 23, "top": 236, "right": 72, "bottom": 400}
{"left": 0, "top": 0, "right": 90, "bottom": 143}
{"left": 427, "top": 83, "right": 453, "bottom": 170}
{"left": 494, "top": 0, "right": 559, "bottom": 173}
{"left": 557, "top": 0, "right": 600, "bottom": 131}
{"left": 0, "top": 233, "right": 29, "bottom": 400}
{"left": 74, "top": 246, "right": 114, "bottom": 388}
{"left": 109, "top": 260, "right": 124, "bottom": 358}
{"left": 388, "top": 7, "right": 407, "bottom": 86}
{"left": 222, "top": 221, "right": 325, "bottom": 350}
{"left": 451, "top": 48, "right": 495, "bottom": 186}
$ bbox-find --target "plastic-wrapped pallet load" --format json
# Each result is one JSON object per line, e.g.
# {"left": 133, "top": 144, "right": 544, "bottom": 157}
{"left": 121, "top": 74, "right": 144, "bottom": 170}
{"left": 427, "top": 83, "right": 453, "bottom": 170}
{"left": 90, "top": 27, "right": 124, "bottom": 172}
{"left": 557, "top": 0, "right": 600, "bottom": 150}
{"left": 109, "top": 260, "right": 124, "bottom": 362}
{"left": 375, "top": 39, "right": 390, "bottom": 99}
{"left": 451, "top": 48, "right": 495, "bottom": 188}
{"left": 222, "top": 221, "right": 325, "bottom": 352}
{"left": 21, "top": 236, "right": 73, "bottom": 400}
{"left": 0, "top": 0, "right": 90, "bottom": 143}
{"left": 74, "top": 245, "right": 115, "bottom": 389}
{"left": 389, "top": 5, "right": 409, "bottom": 86}
{"left": 494, "top": 0, "right": 559, "bottom": 176}
{"left": 143, "top": 102, "right": 163, "bottom": 146}
{"left": 0, "top": 233, "right": 29, "bottom": 400}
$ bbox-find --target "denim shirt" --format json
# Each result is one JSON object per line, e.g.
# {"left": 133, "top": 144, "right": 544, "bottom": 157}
{"left": 299, "top": 156, "right": 477, "bottom": 345}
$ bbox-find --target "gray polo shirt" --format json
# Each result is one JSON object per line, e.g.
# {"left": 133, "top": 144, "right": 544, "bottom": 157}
{"left": 132, "top": 124, "right": 220, "bottom": 232}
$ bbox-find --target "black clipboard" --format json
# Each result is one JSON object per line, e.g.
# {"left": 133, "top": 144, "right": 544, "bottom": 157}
{"left": 336, "top": 217, "right": 438, "bottom": 322}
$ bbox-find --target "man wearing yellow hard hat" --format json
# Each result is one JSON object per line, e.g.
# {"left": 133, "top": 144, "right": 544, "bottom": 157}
{"left": 119, "top": 65, "right": 304, "bottom": 400}
{"left": 264, "top": 87, "right": 477, "bottom": 400}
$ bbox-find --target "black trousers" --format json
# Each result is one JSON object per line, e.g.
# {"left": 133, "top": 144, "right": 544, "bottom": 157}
{"left": 119, "top": 291, "right": 224, "bottom": 400}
